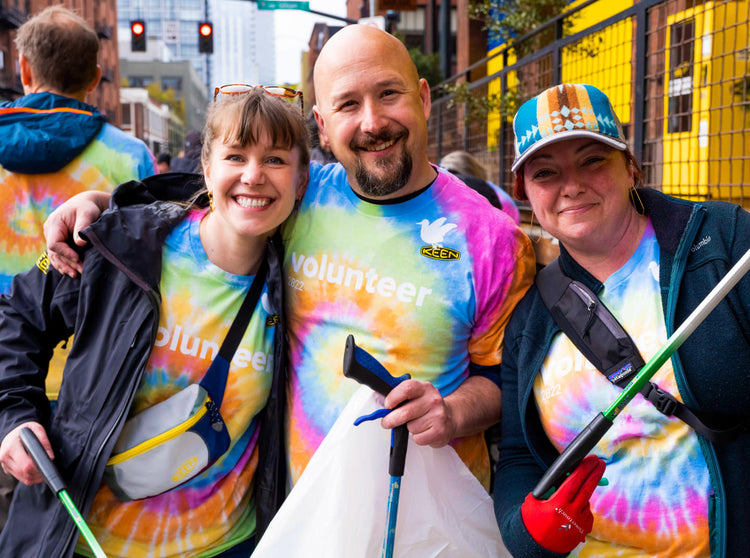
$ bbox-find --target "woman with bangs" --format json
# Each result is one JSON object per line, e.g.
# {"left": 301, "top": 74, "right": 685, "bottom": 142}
{"left": 0, "top": 87, "right": 308, "bottom": 557}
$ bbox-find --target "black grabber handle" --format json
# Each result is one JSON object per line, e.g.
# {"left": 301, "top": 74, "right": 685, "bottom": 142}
{"left": 389, "top": 425, "right": 409, "bottom": 477}
{"left": 343, "top": 334, "right": 405, "bottom": 396}
{"left": 343, "top": 334, "right": 411, "bottom": 476}
{"left": 20, "top": 427, "right": 67, "bottom": 496}
{"left": 532, "top": 412, "right": 613, "bottom": 499}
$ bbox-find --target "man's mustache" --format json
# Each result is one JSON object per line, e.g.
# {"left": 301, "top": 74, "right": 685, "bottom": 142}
{"left": 350, "top": 129, "right": 406, "bottom": 150}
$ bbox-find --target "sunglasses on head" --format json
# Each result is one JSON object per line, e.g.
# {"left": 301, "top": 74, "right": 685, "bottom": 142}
{"left": 213, "top": 83, "right": 304, "bottom": 111}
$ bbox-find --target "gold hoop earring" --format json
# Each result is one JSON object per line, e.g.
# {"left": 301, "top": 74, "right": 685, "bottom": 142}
{"left": 207, "top": 191, "right": 215, "bottom": 212}
{"left": 629, "top": 186, "right": 645, "bottom": 213}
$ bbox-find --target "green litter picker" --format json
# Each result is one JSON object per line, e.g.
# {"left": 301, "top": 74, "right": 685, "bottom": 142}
{"left": 533, "top": 246, "right": 750, "bottom": 499}
{"left": 20, "top": 427, "right": 107, "bottom": 558}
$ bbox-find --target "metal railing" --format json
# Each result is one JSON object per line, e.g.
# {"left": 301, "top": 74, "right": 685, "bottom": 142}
{"left": 429, "top": 0, "right": 750, "bottom": 209}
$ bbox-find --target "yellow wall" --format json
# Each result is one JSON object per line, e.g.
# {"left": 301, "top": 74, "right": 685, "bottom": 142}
{"left": 562, "top": 1, "right": 634, "bottom": 126}
{"left": 708, "top": 1, "right": 750, "bottom": 201}
{"left": 663, "top": 1, "right": 750, "bottom": 200}
{"left": 484, "top": 0, "right": 750, "bottom": 206}
{"left": 486, "top": 0, "right": 635, "bottom": 146}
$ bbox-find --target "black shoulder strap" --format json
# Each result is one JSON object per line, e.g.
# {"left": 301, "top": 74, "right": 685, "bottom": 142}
{"left": 536, "top": 259, "right": 645, "bottom": 385}
{"left": 217, "top": 260, "right": 268, "bottom": 361}
{"left": 536, "top": 258, "right": 743, "bottom": 444}
{"left": 199, "top": 260, "right": 268, "bottom": 406}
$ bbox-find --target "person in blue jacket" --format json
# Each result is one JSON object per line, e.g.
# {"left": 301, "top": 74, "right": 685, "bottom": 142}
{"left": 494, "top": 84, "right": 749, "bottom": 557}
{"left": 0, "top": 86, "right": 307, "bottom": 557}
{"left": 439, "top": 149, "right": 521, "bottom": 224}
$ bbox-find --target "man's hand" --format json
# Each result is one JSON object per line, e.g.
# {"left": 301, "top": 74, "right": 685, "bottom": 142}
{"left": 521, "top": 454, "right": 605, "bottom": 554}
{"left": 0, "top": 422, "right": 54, "bottom": 486}
{"left": 381, "top": 380, "right": 456, "bottom": 447}
{"left": 381, "top": 375, "right": 501, "bottom": 448}
{"left": 43, "top": 190, "right": 111, "bottom": 278}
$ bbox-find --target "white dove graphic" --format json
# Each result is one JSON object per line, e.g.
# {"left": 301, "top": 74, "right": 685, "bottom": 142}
{"left": 417, "top": 217, "right": 457, "bottom": 249}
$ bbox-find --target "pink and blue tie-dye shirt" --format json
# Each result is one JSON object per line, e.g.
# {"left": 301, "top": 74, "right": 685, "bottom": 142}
{"left": 534, "top": 220, "right": 710, "bottom": 557}
{"left": 282, "top": 163, "right": 536, "bottom": 487}
{"left": 80, "top": 209, "right": 276, "bottom": 558}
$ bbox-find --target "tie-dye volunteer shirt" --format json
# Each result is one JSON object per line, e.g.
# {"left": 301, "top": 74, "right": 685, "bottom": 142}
{"left": 80, "top": 209, "right": 275, "bottom": 558}
{"left": 0, "top": 120, "right": 155, "bottom": 401}
{"left": 534, "top": 221, "right": 710, "bottom": 557}
{"left": 0, "top": 122, "right": 155, "bottom": 295}
{"left": 282, "top": 163, "right": 535, "bottom": 487}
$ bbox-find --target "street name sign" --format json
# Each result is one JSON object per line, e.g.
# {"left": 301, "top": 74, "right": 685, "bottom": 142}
{"left": 257, "top": 1, "right": 310, "bottom": 10}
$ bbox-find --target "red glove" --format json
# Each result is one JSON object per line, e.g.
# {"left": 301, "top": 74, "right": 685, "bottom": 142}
{"left": 521, "top": 454, "right": 606, "bottom": 554}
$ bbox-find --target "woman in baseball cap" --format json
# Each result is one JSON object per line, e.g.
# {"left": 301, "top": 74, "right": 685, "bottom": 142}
{"left": 495, "top": 84, "right": 749, "bottom": 558}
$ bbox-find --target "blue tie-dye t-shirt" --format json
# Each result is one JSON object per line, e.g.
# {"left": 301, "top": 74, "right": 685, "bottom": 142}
{"left": 283, "top": 163, "right": 536, "bottom": 488}
{"left": 81, "top": 209, "right": 276, "bottom": 558}
{"left": 534, "top": 220, "right": 710, "bottom": 557}
{"left": 0, "top": 121, "right": 155, "bottom": 295}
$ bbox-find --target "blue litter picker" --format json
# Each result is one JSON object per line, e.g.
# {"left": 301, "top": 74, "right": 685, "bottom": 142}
{"left": 343, "top": 335, "right": 410, "bottom": 558}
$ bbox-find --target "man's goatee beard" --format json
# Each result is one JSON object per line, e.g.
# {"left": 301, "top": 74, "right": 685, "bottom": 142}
{"left": 355, "top": 151, "right": 413, "bottom": 198}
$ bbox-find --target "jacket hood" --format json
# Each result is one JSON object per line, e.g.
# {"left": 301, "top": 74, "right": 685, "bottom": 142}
{"left": 0, "top": 92, "right": 106, "bottom": 174}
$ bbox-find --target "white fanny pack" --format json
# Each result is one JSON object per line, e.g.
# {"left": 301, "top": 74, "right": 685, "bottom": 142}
{"left": 104, "top": 261, "right": 268, "bottom": 501}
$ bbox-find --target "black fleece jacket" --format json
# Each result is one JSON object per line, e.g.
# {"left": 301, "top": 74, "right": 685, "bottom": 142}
{"left": 0, "top": 173, "right": 286, "bottom": 555}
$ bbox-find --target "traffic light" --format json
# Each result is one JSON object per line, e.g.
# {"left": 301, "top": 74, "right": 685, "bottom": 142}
{"left": 130, "top": 20, "right": 146, "bottom": 52}
{"left": 198, "top": 21, "right": 213, "bottom": 54}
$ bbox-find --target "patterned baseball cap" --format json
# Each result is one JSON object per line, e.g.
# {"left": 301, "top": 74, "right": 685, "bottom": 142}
{"left": 511, "top": 84, "right": 627, "bottom": 173}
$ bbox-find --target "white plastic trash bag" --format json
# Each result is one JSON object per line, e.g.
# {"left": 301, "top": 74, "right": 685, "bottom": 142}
{"left": 253, "top": 386, "right": 511, "bottom": 557}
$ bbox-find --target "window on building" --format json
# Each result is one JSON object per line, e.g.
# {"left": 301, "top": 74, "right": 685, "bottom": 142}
{"left": 667, "top": 19, "right": 695, "bottom": 134}
{"left": 122, "top": 104, "right": 131, "bottom": 125}
{"left": 162, "top": 76, "right": 183, "bottom": 92}
{"left": 130, "top": 76, "right": 154, "bottom": 88}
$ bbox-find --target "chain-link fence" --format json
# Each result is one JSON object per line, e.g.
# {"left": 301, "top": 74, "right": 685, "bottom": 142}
{"left": 429, "top": 0, "right": 750, "bottom": 211}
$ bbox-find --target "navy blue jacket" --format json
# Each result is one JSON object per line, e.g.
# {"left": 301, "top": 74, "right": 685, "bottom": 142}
{"left": 0, "top": 92, "right": 106, "bottom": 174}
{"left": 494, "top": 188, "right": 750, "bottom": 558}
{"left": 0, "top": 174, "right": 287, "bottom": 556}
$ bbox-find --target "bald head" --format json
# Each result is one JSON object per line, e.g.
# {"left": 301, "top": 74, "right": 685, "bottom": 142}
{"left": 314, "top": 25, "right": 420, "bottom": 110}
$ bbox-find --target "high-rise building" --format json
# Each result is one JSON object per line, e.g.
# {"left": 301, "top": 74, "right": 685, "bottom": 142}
{"left": 117, "top": 0, "right": 275, "bottom": 94}
{"left": 212, "top": 0, "right": 276, "bottom": 88}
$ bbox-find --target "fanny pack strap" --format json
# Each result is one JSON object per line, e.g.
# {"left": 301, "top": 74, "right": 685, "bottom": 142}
{"left": 536, "top": 258, "right": 744, "bottom": 444}
{"left": 199, "top": 260, "right": 269, "bottom": 408}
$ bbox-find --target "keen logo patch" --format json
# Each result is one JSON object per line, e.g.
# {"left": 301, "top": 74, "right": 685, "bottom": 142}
{"left": 172, "top": 456, "right": 199, "bottom": 482}
{"left": 266, "top": 315, "right": 279, "bottom": 327}
{"left": 36, "top": 252, "right": 50, "bottom": 274}
{"left": 420, "top": 246, "right": 461, "bottom": 261}
{"left": 416, "top": 217, "right": 460, "bottom": 260}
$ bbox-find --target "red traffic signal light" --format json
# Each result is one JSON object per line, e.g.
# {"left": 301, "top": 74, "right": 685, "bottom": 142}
{"left": 198, "top": 21, "right": 213, "bottom": 54}
{"left": 131, "top": 20, "right": 146, "bottom": 52}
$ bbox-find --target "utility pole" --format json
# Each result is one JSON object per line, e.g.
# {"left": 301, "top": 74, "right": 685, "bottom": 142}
{"left": 439, "top": 0, "right": 451, "bottom": 80}
{"left": 204, "top": 0, "right": 211, "bottom": 95}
